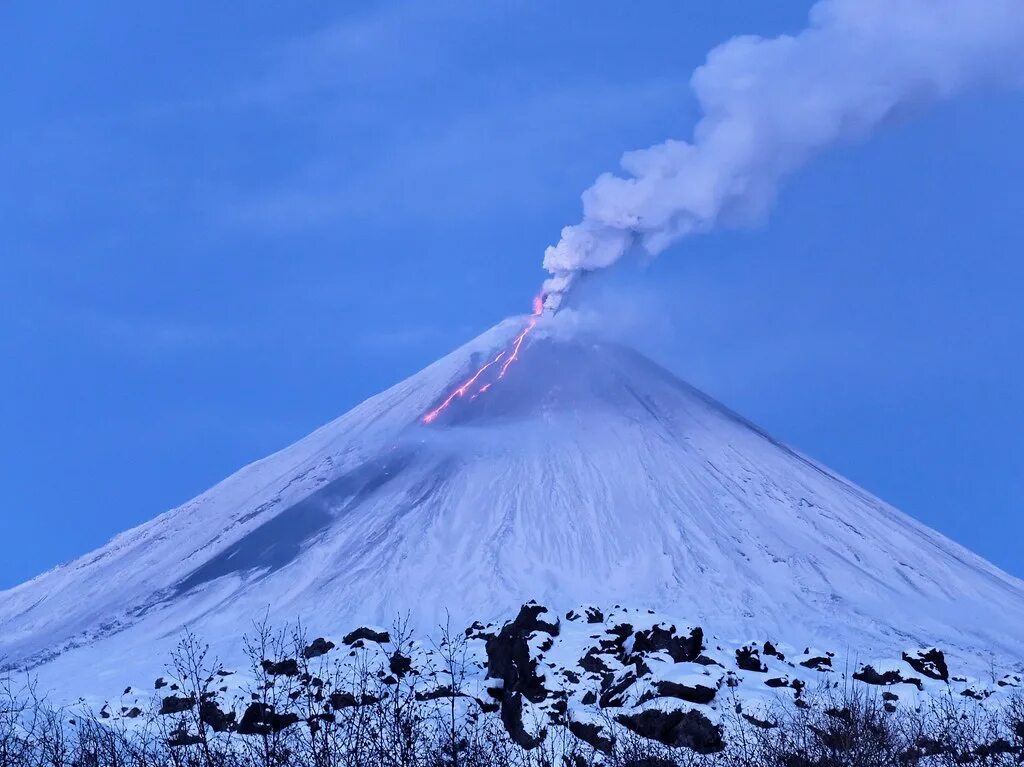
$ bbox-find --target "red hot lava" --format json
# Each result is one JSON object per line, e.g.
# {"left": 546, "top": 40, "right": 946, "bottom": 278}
{"left": 421, "top": 350, "right": 505, "bottom": 424}
{"left": 420, "top": 294, "right": 544, "bottom": 425}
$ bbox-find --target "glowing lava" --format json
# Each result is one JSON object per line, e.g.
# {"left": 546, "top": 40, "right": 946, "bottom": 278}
{"left": 420, "top": 293, "right": 544, "bottom": 425}
{"left": 498, "top": 316, "right": 536, "bottom": 378}
{"left": 421, "top": 350, "right": 506, "bottom": 424}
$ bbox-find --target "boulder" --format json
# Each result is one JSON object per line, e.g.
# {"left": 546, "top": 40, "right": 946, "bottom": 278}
{"left": 342, "top": 627, "right": 391, "bottom": 646}
{"left": 158, "top": 695, "right": 196, "bottom": 716}
{"left": 901, "top": 648, "right": 949, "bottom": 682}
{"left": 736, "top": 645, "right": 767, "bottom": 673}
{"left": 302, "top": 637, "right": 336, "bottom": 659}
{"left": 617, "top": 708, "right": 724, "bottom": 753}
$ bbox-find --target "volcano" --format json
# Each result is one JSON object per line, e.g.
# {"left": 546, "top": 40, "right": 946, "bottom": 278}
{"left": 1, "top": 317, "right": 1023, "bottom": 699}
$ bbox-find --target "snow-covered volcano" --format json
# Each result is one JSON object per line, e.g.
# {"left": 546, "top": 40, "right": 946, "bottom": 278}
{"left": 1, "top": 317, "right": 1022, "bottom": 697}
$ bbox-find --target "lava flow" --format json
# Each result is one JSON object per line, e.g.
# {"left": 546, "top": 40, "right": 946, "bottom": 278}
{"left": 421, "top": 350, "right": 505, "bottom": 424}
{"left": 420, "top": 294, "right": 544, "bottom": 425}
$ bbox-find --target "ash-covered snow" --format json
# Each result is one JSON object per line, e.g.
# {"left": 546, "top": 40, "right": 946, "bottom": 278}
{"left": 1, "top": 317, "right": 1022, "bottom": 702}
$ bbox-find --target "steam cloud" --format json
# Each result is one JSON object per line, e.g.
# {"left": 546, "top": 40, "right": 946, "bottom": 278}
{"left": 543, "top": 0, "right": 1024, "bottom": 310}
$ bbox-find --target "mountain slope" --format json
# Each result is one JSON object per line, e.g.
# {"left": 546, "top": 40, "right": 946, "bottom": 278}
{"left": 1, "top": 317, "right": 1022, "bottom": 697}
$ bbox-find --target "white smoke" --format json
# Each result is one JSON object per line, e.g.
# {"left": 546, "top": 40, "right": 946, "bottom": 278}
{"left": 543, "top": 0, "right": 1024, "bottom": 310}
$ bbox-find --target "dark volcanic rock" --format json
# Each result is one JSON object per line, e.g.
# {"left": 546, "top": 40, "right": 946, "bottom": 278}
{"left": 237, "top": 703, "right": 300, "bottom": 736}
{"left": 513, "top": 602, "right": 561, "bottom": 636}
{"left": 389, "top": 651, "right": 413, "bottom": 678}
{"left": 632, "top": 626, "right": 704, "bottom": 663}
{"left": 328, "top": 691, "right": 380, "bottom": 709}
{"left": 800, "top": 655, "right": 832, "bottom": 671}
{"left": 547, "top": 692, "right": 568, "bottom": 722}
{"left": 763, "top": 641, "right": 784, "bottom": 660}
{"left": 329, "top": 691, "right": 358, "bottom": 709}
{"left": 599, "top": 671, "right": 636, "bottom": 708}
{"left": 485, "top": 602, "right": 561, "bottom": 747}
{"left": 580, "top": 649, "right": 611, "bottom": 674}
{"left": 500, "top": 692, "right": 544, "bottom": 749}
{"left": 742, "top": 712, "right": 777, "bottom": 729}
{"left": 655, "top": 680, "right": 717, "bottom": 705}
{"left": 568, "top": 719, "right": 614, "bottom": 753}
{"left": 261, "top": 658, "right": 300, "bottom": 677}
{"left": 902, "top": 648, "right": 949, "bottom": 682}
{"left": 343, "top": 627, "right": 391, "bottom": 646}
{"left": 167, "top": 727, "right": 203, "bottom": 748}
{"left": 159, "top": 694, "right": 196, "bottom": 715}
{"left": 303, "top": 637, "right": 336, "bottom": 659}
{"left": 603, "top": 623, "right": 634, "bottom": 654}
{"left": 617, "top": 708, "right": 724, "bottom": 754}
{"left": 736, "top": 645, "right": 768, "bottom": 673}
{"left": 415, "top": 685, "right": 458, "bottom": 702}
{"left": 854, "top": 665, "right": 923, "bottom": 691}
{"left": 486, "top": 605, "right": 554, "bottom": 701}
{"left": 199, "top": 701, "right": 236, "bottom": 732}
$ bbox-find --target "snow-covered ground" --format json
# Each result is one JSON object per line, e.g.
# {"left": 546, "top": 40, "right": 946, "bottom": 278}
{"left": 2, "top": 315, "right": 1022, "bottom": 702}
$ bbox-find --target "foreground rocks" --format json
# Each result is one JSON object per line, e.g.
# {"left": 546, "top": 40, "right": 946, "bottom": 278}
{"left": 105, "top": 602, "right": 1020, "bottom": 757}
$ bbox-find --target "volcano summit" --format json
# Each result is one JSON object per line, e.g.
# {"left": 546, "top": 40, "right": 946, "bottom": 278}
{"left": 1, "top": 317, "right": 1022, "bottom": 702}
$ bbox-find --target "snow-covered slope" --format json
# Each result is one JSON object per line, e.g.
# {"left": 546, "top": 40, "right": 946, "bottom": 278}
{"left": 1, "top": 316, "right": 1022, "bottom": 699}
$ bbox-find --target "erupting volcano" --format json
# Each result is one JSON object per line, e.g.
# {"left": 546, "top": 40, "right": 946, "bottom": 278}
{"left": 2, "top": 315, "right": 1023, "bottom": 705}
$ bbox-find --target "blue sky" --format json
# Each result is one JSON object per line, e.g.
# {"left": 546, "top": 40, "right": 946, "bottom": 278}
{"left": 2, "top": 1, "right": 1022, "bottom": 588}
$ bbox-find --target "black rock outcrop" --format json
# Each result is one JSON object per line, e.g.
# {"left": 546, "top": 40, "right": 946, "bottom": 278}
{"left": 617, "top": 708, "right": 724, "bottom": 754}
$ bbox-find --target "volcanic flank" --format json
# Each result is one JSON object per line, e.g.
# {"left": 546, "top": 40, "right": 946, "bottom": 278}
{"left": 1, "top": 315, "right": 1023, "bottom": 704}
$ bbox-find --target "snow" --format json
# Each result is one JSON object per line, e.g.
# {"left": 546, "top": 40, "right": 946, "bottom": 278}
{"left": 1, "top": 316, "right": 1022, "bottom": 702}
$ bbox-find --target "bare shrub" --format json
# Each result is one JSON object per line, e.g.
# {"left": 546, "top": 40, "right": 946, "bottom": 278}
{"left": 0, "top": 622, "right": 1021, "bottom": 767}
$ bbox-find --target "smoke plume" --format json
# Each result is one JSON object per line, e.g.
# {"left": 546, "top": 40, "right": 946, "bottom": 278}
{"left": 543, "top": 0, "right": 1024, "bottom": 310}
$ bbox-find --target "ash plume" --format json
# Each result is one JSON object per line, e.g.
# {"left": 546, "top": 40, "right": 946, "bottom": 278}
{"left": 543, "top": 0, "right": 1024, "bottom": 310}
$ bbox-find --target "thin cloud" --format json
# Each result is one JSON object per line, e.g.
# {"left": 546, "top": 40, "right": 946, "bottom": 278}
{"left": 66, "top": 311, "right": 238, "bottom": 356}
{"left": 236, "top": 1, "right": 506, "bottom": 108}
{"left": 222, "top": 78, "right": 680, "bottom": 232}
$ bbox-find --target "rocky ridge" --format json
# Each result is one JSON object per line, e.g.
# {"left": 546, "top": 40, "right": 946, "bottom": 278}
{"left": 110, "top": 602, "right": 1024, "bottom": 756}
